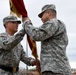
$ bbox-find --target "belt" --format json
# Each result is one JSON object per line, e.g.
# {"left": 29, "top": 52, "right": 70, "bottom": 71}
{"left": 0, "top": 65, "right": 19, "bottom": 73}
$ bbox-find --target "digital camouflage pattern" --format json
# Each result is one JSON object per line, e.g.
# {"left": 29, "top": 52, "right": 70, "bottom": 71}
{"left": 23, "top": 18, "right": 72, "bottom": 75}
{"left": 0, "top": 29, "right": 34, "bottom": 75}
{"left": 38, "top": 4, "right": 56, "bottom": 18}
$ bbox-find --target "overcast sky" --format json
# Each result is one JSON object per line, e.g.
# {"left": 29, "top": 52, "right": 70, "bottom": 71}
{"left": 0, "top": 0, "right": 76, "bottom": 69}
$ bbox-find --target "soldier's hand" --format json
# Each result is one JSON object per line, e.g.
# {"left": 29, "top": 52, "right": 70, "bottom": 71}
{"left": 30, "top": 59, "right": 40, "bottom": 66}
{"left": 30, "top": 59, "right": 37, "bottom": 66}
{"left": 22, "top": 17, "right": 32, "bottom": 31}
{"left": 22, "top": 17, "right": 31, "bottom": 22}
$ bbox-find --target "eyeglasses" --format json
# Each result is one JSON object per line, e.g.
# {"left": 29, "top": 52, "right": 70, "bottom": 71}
{"left": 9, "top": 21, "right": 18, "bottom": 24}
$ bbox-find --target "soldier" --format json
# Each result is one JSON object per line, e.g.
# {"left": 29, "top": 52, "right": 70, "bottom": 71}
{"left": 22, "top": 4, "right": 72, "bottom": 75}
{"left": 0, "top": 16, "right": 37, "bottom": 75}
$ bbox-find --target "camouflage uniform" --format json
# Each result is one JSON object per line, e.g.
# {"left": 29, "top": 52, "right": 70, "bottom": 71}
{"left": 23, "top": 18, "right": 72, "bottom": 75}
{"left": 0, "top": 29, "right": 34, "bottom": 75}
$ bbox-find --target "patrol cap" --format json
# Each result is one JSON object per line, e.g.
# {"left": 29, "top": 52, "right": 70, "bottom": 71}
{"left": 38, "top": 4, "right": 56, "bottom": 18}
{"left": 3, "top": 16, "right": 21, "bottom": 25}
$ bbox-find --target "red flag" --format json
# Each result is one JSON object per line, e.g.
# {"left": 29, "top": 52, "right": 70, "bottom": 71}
{"left": 9, "top": 0, "right": 38, "bottom": 58}
{"left": 10, "top": 0, "right": 28, "bottom": 17}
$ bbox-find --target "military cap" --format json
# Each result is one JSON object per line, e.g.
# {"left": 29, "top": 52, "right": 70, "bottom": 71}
{"left": 3, "top": 16, "right": 21, "bottom": 25}
{"left": 38, "top": 4, "right": 56, "bottom": 18}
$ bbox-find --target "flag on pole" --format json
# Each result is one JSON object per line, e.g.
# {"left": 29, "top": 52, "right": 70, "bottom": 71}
{"left": 9, "top": 0, "right": 38, "bottom": 59}
{"left": 9, "top": 0, "right": 41, "bottom": 74}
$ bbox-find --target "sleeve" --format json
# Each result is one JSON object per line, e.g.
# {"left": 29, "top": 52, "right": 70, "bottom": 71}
{"left": 23, "top": 19, "right": 59, "bottom": 41}
{"left": 20, "top": 45, "right": 35, "bottom": 66}
{"left": 0, "top": 29, "right": 25, "bottom": 50}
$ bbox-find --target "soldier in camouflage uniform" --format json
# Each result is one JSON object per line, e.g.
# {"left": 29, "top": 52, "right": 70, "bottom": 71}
{"left": 22, "top": 4, "right": 72, "bottom": 75}
{"left": 0, "top": 16, "right": 37, "bottom": 75}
